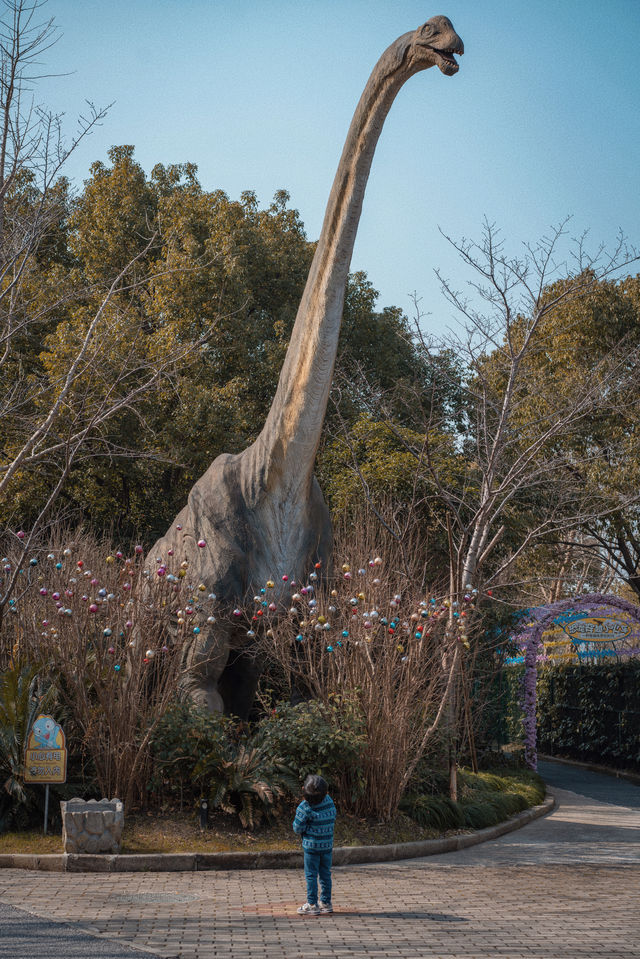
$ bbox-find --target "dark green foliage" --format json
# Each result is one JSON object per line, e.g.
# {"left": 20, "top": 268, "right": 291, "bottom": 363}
{"left": 536, "top": 661, "right": 640, "bottom": 770}
{"left": 198, "top": 739, "right": 297, "bottom": 829}
{"left": 149, "top": 699, "right": 234, "bottom": 807}
{"left": 401, "top": 768, "right": 545, "bottom": 832}
{"left": 256, "top": 700, "right": 367, "bottom": 803}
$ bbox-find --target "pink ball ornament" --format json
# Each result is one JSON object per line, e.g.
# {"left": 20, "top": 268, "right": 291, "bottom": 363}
{"left": 42, "top": 620, "right": 49, "bottom": 627}
{"left": 17, "top": 530, "right": 25, "bottom": 540}
{"left": 125, "top": 620, "right": 133, "bottom": 629}
{"left": 52, "top": 592, "right": 60, "bottom": 601}
{"left": 233, "top": 608, "right": 242, "bottom": 617}
{"left": 116, "top": 552, "right": 123, "bottom": 560}
{"left": 40, "top": 588, "right": 48, "bottom": 596}
{"left": 157, "top": 567, "right": 166, "bottom": 577}
{"left": 89, "top": 603, "right": 98, "bottom": 613}
{"left": 90, "top": 578, "right": 98, "bottom": 586}
{"left": 282, "top": 574, "right": 288, "bottom": 582}
{"left": 197, "top": 539, "right": 206, "bottom": 548}
{"left": 135, "top": 545, "right": 143, "bottom": 554}
{"left": 176, "top": 524, "right": 182, "bottom": 530}
{"left": 123, "top": 583, "right": 131, "bottom": 591}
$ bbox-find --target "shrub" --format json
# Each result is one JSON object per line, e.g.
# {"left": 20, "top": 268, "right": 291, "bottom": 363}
{"left": 150, "top": 700, "right": 234, "bottom": 808}
{"left": 256, "top": 699, "right": 366, "bottom": 803}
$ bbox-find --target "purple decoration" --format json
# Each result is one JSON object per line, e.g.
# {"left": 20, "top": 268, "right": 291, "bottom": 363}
{"left": 514, "top": 593, "right": 640, "bottom": 770}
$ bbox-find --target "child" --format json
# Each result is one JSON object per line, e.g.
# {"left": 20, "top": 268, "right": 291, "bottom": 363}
{"left": 292, "top": 774, "right": 336, "bottom": 915}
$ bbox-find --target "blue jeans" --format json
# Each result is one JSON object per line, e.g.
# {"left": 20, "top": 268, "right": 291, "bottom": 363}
{"left": 303, "top": 849, "right": 332, "bottom": 905}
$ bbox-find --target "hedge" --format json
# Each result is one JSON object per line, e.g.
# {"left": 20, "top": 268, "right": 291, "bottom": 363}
{"left": 508, "top": 660, "right": 640, "bottom": 771}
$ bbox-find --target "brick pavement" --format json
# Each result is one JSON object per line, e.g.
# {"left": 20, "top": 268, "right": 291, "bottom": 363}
{"left": 1, "top": 766, "right": 639, "bottom": 958}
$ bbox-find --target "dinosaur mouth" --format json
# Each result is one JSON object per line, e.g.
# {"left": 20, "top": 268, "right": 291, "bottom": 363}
{"left": 432, "top": 48, "right": 461, "bottom": 75}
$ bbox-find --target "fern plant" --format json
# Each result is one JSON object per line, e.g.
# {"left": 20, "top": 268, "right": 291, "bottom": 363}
{"left": 196, "top": 738, "right": 297, "bottom": 829}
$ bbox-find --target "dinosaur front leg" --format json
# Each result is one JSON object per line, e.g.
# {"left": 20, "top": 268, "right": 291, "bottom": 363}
{"left": 180, "top": 624, "right": 230, "bottom": 713}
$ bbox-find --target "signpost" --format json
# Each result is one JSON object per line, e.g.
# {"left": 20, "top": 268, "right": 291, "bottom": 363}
{"left": 24, "top": 715, "right": 67, "bottom": 835}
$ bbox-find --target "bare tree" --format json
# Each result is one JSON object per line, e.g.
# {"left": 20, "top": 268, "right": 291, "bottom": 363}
{"left": 0, "top": 2, "right": 217, "bottom": 625}
{"left": 328, "top": 219, "right": 640, "bottom": 793}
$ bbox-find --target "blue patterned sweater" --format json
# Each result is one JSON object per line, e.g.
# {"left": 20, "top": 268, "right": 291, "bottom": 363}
{"left": 292, "top": 795, "right": 336, "bottom": 852}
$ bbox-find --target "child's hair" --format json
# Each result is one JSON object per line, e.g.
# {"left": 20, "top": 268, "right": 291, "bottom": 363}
{"left": 302, "top": 774, "right": 328, "bottom": 804}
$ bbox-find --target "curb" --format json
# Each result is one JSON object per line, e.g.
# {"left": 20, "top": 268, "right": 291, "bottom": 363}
{"left": 0, "top": 795, "right": 555, "bottom": 873}
{"left": 539, "top": 753, "right": 640, "bottom": 786}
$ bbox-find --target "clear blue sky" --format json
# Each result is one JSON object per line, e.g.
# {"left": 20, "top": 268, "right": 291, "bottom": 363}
{"left": 43, "top": 0, "right": 640, "bottom": 331}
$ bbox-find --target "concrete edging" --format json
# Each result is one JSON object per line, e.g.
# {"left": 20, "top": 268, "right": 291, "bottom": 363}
{"left": 0, "top": 795, "right": 555, "bottom": 873}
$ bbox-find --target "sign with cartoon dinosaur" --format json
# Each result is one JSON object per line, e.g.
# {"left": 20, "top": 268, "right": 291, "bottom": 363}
{"left": 24, "top": 715, "right": 67, "bottom": 784}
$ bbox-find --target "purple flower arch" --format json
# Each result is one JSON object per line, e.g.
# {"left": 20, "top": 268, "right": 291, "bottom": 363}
{"left": 516, "top": 593, "right": 640, "bottom": 770}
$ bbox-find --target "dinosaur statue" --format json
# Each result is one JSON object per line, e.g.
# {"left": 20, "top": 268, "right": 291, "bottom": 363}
{"left": 150, "top": 15, "right": 464, "bottom": 716}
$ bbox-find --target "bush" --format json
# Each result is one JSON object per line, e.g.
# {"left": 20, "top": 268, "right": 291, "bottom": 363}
{"left": 150, "top": 699, "right": 234, "bottom": 808}
{"left": 256, "top": 699, "right": 366, "bottom": 804}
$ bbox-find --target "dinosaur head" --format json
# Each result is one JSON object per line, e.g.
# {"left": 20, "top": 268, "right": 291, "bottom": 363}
{"left": 412, "top": 15, "right": 464, "bottom": 76}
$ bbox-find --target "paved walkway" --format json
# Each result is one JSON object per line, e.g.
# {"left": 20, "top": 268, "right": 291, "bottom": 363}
{"left": 1, "top": 761, "right": 639, "bottom": 958}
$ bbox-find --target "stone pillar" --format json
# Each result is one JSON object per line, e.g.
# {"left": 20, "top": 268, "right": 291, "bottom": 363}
{"left": 60, "top": 798, "right": 124, "bottom": 854}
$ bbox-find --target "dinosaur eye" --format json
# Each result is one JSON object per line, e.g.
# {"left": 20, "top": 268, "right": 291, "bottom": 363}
{"left": 419, "top": 22, "right": 436, "bottom": 40}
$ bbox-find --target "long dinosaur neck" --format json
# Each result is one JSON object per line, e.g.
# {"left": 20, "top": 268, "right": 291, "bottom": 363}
{"left": 246, "top": 32, "right": 427, "bottom": 503}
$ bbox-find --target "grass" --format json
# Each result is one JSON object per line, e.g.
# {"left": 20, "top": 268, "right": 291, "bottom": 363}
{"left": 401, "top": 767, "right": 546, "bottom": 832}
{"left": 0, "top": 809, "right": 442, "bottom": 855}
{"left": 0, "top": 768, "right": 545, "bottom": 855}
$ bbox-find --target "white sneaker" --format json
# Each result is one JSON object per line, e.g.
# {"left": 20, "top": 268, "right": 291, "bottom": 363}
{"left": 319, "top": 901, "right": 333, "bottom": 914}
{"left": 297, "top": 902, "right": 320, "bottom": 915}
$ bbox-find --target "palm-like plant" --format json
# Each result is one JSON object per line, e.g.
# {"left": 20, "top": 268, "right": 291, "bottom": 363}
{"left": 196, "top": 738, "right": 297, "bottom": 829}
{"left": 0, "top": 659, "right": 53, "bottom": 827}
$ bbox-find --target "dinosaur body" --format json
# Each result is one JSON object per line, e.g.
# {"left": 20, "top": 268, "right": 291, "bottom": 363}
{"left": 150, "top": 16, "right": 463, "bottom": 717}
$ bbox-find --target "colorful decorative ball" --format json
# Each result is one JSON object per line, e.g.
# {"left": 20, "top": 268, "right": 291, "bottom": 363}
{"left": 197, "top": 539, "right": 206, "bottom": 548}
{"left": 89, "top": 603, "right": 98, "bottom": 613}
{"left": 135, "top": 545, "right": 143, "bottom": 554}
{"left": 114, "top": 664, "right": 121, "bottom": 672}
{"left": 55, "top": 562, "right": 62, "bottom": 570}
{"left": 103, "top": 628, "right": 112, "bottom": 637}
{"left": 17, "top": 531, "right": 25, "bottom": 540}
